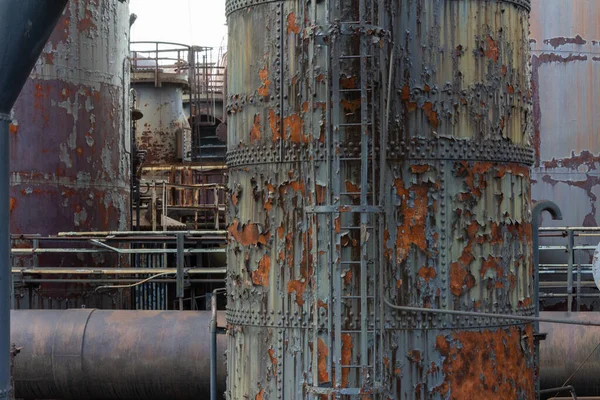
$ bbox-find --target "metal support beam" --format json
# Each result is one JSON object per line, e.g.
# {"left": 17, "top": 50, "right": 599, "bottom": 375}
{"left": 176, "top": 233, "right": 185, "bottom": 310}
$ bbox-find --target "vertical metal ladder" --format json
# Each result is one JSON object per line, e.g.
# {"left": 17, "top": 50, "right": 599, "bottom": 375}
{"left": 315, "top": 0, "right": 383, "bottom": 396}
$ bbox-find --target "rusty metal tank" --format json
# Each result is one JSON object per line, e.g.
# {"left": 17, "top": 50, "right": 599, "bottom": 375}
{"left": 226, "top": 0, "right": 534, "bottom": 398}
{"left": 9, "top": 0, "right": 131, "bottom": 235}
{"left": 531, "top": 0, "right": 600, "bottom": 228}
{"left": 131, "top": 42, "right": 192, "bottom": 165}
{"left": 11, "top": 309, "right": 227, "bottom": 400}
{"left": 134, "top": 82, "right": 192, "bottom": 164}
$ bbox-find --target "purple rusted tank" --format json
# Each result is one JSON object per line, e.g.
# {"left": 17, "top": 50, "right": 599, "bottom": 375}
{"left": 531, "top": 0, "right": 600, "bottom": 227}
{"left": 226, "top": 0, "right": 535, "bottom": 398}
{"left": 10, "top": 0, "right": 131, "bottom": 235}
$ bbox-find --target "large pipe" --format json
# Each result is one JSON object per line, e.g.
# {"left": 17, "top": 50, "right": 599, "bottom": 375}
{"left": 539, "top": 312, "right": 600, "bottom": 398}
{"left": 0, "top": 1, "right": 69, "bottom": 398}
{"left": 11, "top": 309, "right": 227, "bottom": 400}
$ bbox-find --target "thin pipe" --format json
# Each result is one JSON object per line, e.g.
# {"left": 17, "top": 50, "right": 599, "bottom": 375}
{"left": 0, "top": 114, "right": 10, "bottom": 400}
{"left": 383, "top": 298, "right": 600, "bottom": 327}
{"left": 211, "top": 288, "right": 226, "bottom": 400}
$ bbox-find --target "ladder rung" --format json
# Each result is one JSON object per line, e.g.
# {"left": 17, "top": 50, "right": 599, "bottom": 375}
{"left": 339, "top": 122, "right": 372, "bottom": 127}
{"left": 339, "top": 88, "right": 372, "bottom": 93}
{"left": 340, "top": 55, "right": 373, "bottom": 59}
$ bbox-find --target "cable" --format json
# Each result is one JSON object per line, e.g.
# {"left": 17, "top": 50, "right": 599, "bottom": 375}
{"left": 94, "top": 271, "right": 173, "bottom": 291}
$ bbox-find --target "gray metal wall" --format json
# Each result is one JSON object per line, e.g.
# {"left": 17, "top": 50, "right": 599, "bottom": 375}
{"left": 531, "top": 0, "right": 600, "bottom": 228}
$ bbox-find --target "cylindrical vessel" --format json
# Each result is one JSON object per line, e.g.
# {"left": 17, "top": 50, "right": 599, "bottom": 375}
{"left": 539, "top": 312, "right": 600, "bottom": 397}
{"left": 0, "top": 2, "right": 69, "bottom": 398}
{"left": 10, "top": 0, "right": 131, "bottom": 235}
{"left": 531, "top": 0, "right": 600, "bottom": 228}
{"left": 134, "top": 82, "right": 192, "bottom": 165}
{"left": 226, "top": 0, "right": 534, "bottom": 398}
{"left": 11, "top": 309, "right": 227, "bottom": 400}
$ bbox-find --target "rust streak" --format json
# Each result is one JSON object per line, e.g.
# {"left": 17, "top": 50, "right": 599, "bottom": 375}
{"left": 251, "top": 255, "right": 270, "bottom": 287}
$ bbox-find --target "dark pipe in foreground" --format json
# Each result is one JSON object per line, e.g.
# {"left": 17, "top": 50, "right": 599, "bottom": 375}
{"left": 11, "top": 310, "right": 227, "bottom": 400}
{"left": 540, "top": 312, "right": 600, "bottom": 398}
{"left": 0, "top": 1, "right": 69, "bottom": 398}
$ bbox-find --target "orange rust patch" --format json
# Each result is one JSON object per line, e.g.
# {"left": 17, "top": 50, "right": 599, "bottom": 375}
{"left": 340, "top": 76, "right": 357, "bottom": 89}
{"left": 283, "top": 114, "right": 306, "bottom": 143}
{"left": 288, "top": 280, "right": 307, "bottom": 305}
{"left": 396, "top": 279, "right": 403, "bottom": 288}
{"left": 519, "top": 297, "right": 533, "bottom": 308}
{"left": 277, "top": 226, "right": 284, "bottom": 240}
{"left": 341, "top": 334, "right": 353, "bottom": 387}
{"left": 393, "top": 178, "right": 434, "bottom": 264}
{"left": 507, "top": 84, "right": 515, "bottom": 94}
{"left": 435, "top": 326, "right": 534, "bottom": 399}
{"left": 9, "top": 123, "right": 18, "bottom": 135}
{"left": 268, "top": 348, "right": 277, "bottom": 376}
{"left": 252, "top": 255, "right": 271, "bottom": 287}
{"left": 317, "top": 338, "right": 329, "bottom": 383}
{"left": 343, "top": 269, "right": 353, "bottom": 285}
{"left": 258, "top": 66, "right": 271, "bottom": 97}
{"left": 341, "top": 98, "right": 361, "bottom": 114}
{"left": 485, "top": 35, "right": 499, "bottom": 62}
{"left": 480, "top": 255, "right": 503, "bottom": 278}
{"left": 456, "top": 161, "right": 493, "bottom": 199}
{"left": 9, "top": 198, "right": 16, "bottom": 213}
{"left": 250, "top": 114, "right": 261, "bottom": 142}
{"left": 286, "top": 12, "right": 300, "bottom": 34}
{"left": 317, "top": 299, "right": 328, "bottom": 310}
{"left": 255, "top": 389, "right": 264, "bottom": 400}
{"left": 315, "top": 184, "right": 326, "bottom": 205}
{"left": 417, "top": 266, "right": 437, "bottom": 282}
{"left": 228, "top": 219, "right": 271, "bottom": 246}
{"left": 401, "top": 85, "right": 410, "bottom": 101}
{"left": 449, "top": 262, "right": 475, "bottom": 297}
{"left": 345, "top": 181, "right": 360, "bottom": 198}
{"left": 422, "top": 102, "right": 439, "bottom": 128}
{"left": 501, "top": 65, "right": 508, "bottom": 76}
{"left": 410, "top": 164, "right": 430, "bottom": 174}
{"left": 268, "top": 109, "right": 280, "bottom": 140}
{"left": 77, "top": 10, "right": 96, "bottom": 33}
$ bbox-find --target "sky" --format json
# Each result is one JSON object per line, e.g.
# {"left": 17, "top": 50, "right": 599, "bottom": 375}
{"left": 129, "top": 0, "right": 228, "bottom": 51}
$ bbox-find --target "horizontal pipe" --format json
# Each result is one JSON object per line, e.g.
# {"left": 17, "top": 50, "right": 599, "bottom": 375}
{"left": 13, "top": 279, "right": 225, "bottom": 284}
{"left": 141, "top": 165, "right": 226, "bottom": 172}
{"left": 12, "top": 267, "right": 226, "bottom": 275}
{"left": 57, "top": 230, "right": 228, "bottom": 236}
{"left": 384, "top": 299, "right": 600, "bottom": 327}
{"left": 11, "top": 248, "right": 225, "bottom": 254}
{"left": 11, "top": 310, "right": 227, "bottom": 400}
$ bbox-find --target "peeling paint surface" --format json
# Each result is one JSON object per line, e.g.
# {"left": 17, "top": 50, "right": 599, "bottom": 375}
{"left": 10, "top": 0, "right": 131, "bottom": 237}
{"left": 226, "top": 0, "right": 535, "bottom": 398}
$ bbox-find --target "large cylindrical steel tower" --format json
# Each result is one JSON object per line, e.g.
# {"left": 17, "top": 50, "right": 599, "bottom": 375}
{"left": 10, "top": 0, "right": 131, "bottom": 235}
{"left": 226, "top": 0, "right": 535, "bottom": 398}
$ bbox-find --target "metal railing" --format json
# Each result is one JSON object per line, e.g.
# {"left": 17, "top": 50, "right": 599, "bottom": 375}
{"left": 138, "top": 180, "right": 227, "bottom": 230}
{"left": 11, "top": 231, "right": 226, "bottom": 310}
{"left": 538, "top": 227, "right": 600, "bottom": 311}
